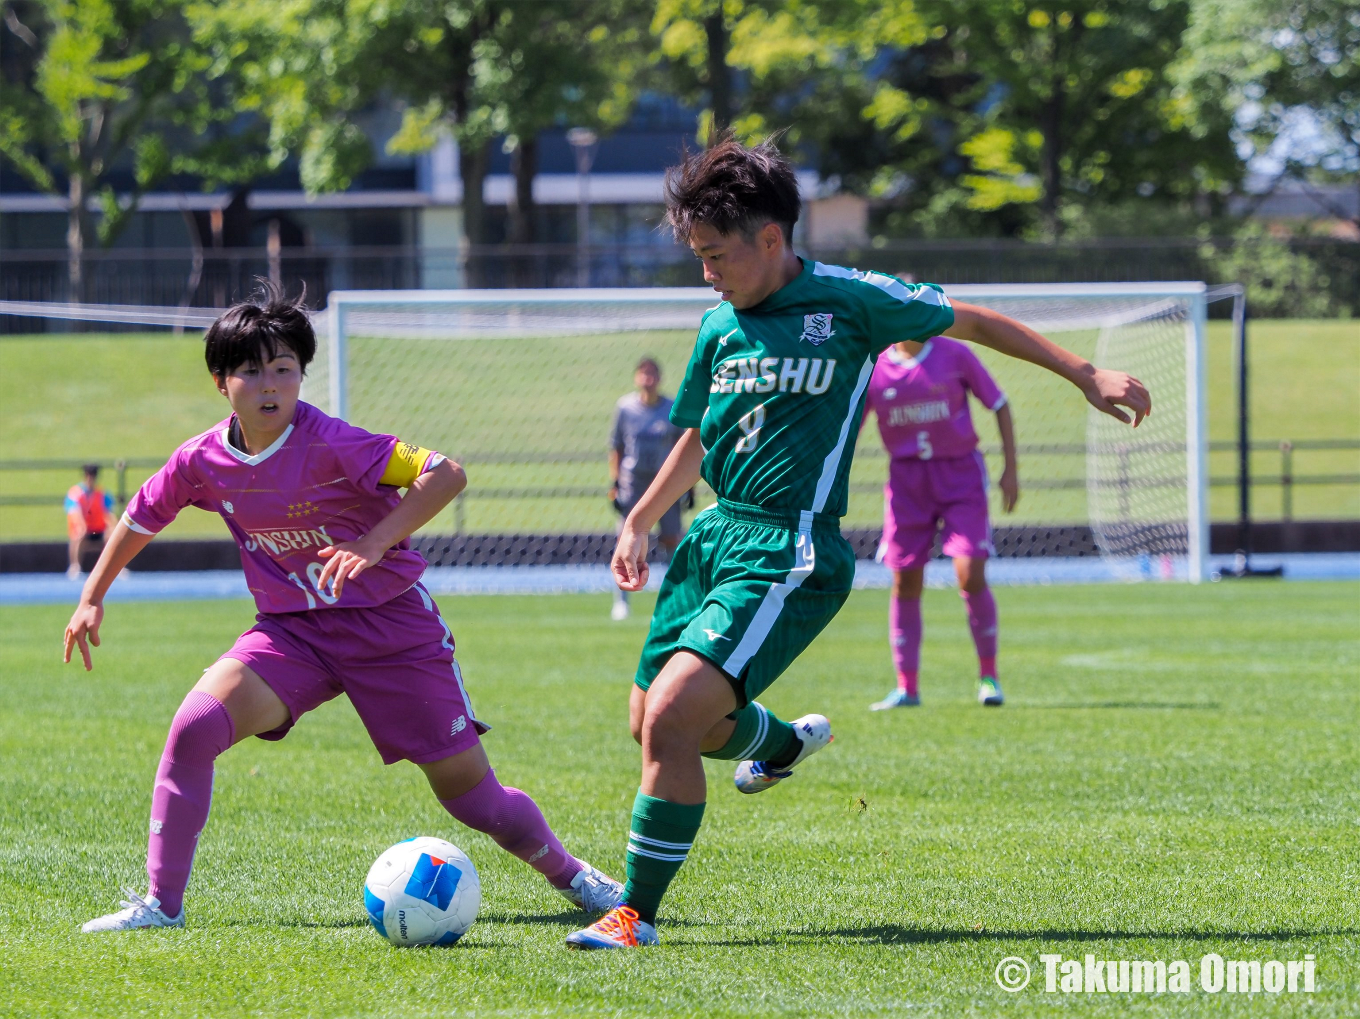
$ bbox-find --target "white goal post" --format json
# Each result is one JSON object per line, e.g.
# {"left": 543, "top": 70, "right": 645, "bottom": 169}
{"left": 315, "top": 281, "right": 1209, "bottom": 582}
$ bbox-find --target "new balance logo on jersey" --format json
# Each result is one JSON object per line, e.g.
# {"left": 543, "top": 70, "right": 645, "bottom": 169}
{"left": 450, "top": 715, "right": 467, "bottom": 736}
{"left": 703, "top": 629, "right": 730, "bottom": 642}
{"left": 888, "top": 400, "right": 950, "bottom": 426}
{"left": 800, "top": 313, "right": 835, "bottom": 345}
{"left": 711, "top": 356, "right": 836, "bottom": 395}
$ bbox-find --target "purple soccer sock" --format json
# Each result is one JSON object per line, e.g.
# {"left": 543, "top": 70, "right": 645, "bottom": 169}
{"left": 890, "top": 596, "right": 922, "bottom": 697}
{"left": 439, "top": 769, "right": 582, "bottom": 890}
{"left": 146, "top": 691, "right": 235, "bottom": 917}
{"left": 961, "top": 587, "right": 999, "bottom": 674}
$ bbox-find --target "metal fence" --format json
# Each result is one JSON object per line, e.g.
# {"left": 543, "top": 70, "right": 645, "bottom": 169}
{"left": 2, "top": 236, "right": 1355, "bottom": 330}
{"left": 5, "top": 439, "right": 1355, "bottom": 528}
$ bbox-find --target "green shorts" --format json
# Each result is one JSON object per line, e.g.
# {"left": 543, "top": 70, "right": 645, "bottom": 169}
{"left": 634, "top": 499, "right": 857, "bottom": 707}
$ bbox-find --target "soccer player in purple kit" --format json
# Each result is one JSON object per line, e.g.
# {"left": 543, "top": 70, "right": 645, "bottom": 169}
{"left": 863, "top": 335, "right": 1019, "bottom": 710}
{"left": 65, "top": 286, "right": 623, "bottom": 932}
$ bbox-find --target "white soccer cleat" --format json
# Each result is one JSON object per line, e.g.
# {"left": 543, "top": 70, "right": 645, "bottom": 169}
{"left": 556, "top": 861, "right": 625, "bottom": 913}
{"left": 565, "top": 906, "right": 658, "bottom": 949}
{"left": 734, "top": 713, "right": 834, "bottom": 794}
{"left": 81, "top": 888, "right": 184, "bottom": 933}
{"left": 977, "top": 677, "right": 1004, "bottom": 706}
{"left": 610, "top": 600, "right": 630, "bottom": 621}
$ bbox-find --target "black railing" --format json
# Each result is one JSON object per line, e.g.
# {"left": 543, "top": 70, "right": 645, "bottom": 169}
{"left": 4, "top": 440, "right": 1355, "bottom": 527}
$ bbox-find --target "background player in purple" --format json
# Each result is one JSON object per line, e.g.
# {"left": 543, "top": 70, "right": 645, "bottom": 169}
{"left": 64, "top": 286, "right": 623, "bottom": 932}
{"left": 863, "top": 335, "right": 1019, "bottom": 710}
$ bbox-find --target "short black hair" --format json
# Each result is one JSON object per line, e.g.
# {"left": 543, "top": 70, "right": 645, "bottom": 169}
{"left": 204, "top": 281, "right": 315, "bottom": 378}
{"left": 82, "top": 464, "right": 99, "bottom": 478}
{"left": 663, "top": 133, "right": 800, "bottom": 244}
{"left": 635, "top": 356, "right": 661, "bottom": 375}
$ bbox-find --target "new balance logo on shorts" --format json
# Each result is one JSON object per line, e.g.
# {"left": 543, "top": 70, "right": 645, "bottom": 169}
{"left": 450, "top": 715, "right": 467, "bottom": 736}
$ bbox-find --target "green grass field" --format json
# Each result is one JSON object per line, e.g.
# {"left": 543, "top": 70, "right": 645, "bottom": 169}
{"left": 1, "top": 319, "right": 1356, "bottom": 541}
{"left": 1, "top": 584, "right": 1356, "bottom": 1017}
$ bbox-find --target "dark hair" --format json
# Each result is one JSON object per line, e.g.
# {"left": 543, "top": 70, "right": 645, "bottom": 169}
{"left": 204, "top": 281, "right": 315, "bottom": 378}
{"left": 82, "top": 463, "right": 99, "bottom": 478}
{"left": 635, "top": 356, "right": 661, "bottom": 375}
{"left": 663, "top": 133, "right": 800, "bottom": 244}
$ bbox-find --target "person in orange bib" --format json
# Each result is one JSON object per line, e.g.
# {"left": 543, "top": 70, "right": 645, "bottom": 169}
{"left": 66, "top": 464, "right": 114, "bottom": 580}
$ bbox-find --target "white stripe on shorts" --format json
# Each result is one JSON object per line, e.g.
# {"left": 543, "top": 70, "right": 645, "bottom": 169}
{"left": 415, "top": 582, "right": 478, "bottom": 725}
{"left": 722, "top": 511, "right": 817, "bottom": 678}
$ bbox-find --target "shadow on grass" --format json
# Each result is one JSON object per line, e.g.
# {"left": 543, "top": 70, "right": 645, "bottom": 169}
{"left": 1018, "top": 702, "right": 1221, "bottom": 711}
{"left": 699, "top": 925, "right": 1357, "bottom": 947}
{"left": 480, "top": 911, "right": 715, "bottom": 929}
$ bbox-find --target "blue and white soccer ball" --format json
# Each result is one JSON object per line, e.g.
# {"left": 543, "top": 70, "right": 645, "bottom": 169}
{"left": 363, "top": 836, "right": 481, "bottom": 946}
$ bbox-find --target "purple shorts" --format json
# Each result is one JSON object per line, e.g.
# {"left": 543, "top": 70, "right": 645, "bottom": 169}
{"left": 880, "top": 452, "right": 995, "bottom": 571}
{"left": 220, "top": 583, "right": 488, "bottom": 765}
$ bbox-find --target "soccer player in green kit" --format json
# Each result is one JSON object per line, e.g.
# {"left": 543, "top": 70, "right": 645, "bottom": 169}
{"left": 566, "top": 136, "right": 1152, "bottom": 950}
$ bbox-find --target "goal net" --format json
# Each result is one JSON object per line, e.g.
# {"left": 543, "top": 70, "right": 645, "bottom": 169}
{"left": 311, "top": 282, "right": 1208, "bottom": 581}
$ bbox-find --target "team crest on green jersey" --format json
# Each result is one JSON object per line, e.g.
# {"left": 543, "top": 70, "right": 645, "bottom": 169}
{"left": 800, "top": 313, "right": 835, "bottom": 345}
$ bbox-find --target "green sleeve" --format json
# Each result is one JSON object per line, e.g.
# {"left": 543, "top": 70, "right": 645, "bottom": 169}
{"left": 866, "top": 279, "right": 955, "bottom": 355}
{"left": 670, "top": 326, "right": 715, "bottom": 429}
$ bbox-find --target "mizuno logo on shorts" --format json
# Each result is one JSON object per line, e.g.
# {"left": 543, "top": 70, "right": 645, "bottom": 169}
{"left": 450, "top": 715, "right": 467, "bottom": 735}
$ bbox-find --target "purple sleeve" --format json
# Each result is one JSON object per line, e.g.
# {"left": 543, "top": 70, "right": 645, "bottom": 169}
{"left": 323, "top": 417, "right": 400, "bottom": 494}
{"left": 958, "top": 343, "right": 1006, "bottom": 411}
{"left": 124, "top": 447, "right": 203, "bottom": 535}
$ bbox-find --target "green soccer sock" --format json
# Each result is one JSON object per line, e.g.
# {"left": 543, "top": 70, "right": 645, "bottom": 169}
{"left": 701, "top": 701, "right": 801, "bottom": 765}
{"left": 622, "top": 791, "right": 705, "bottom": 924}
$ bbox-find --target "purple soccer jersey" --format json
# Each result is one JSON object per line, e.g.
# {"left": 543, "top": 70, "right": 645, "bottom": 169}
{"left": 864, "top": 337, "right": 1006, "bottom": 462}
{"left": 125, "top": 401, "right": 426, "bottom": 613}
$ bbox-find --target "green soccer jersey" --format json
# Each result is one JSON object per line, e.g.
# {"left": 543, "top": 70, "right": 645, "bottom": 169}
{"left": 670, "top": 258, "right": 955, "bottom": 517}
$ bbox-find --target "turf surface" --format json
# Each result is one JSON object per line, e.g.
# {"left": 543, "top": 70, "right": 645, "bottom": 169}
{"left": 2, "top": 319, "right": 1356, "bottom": 540}
{"left": 1, "top": 583, "right": 1356, "bottom": 1016}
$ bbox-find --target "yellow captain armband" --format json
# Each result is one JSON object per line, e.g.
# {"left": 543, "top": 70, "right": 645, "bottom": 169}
{"left": 380, "top": 441, "right": 439, "bottom": 487}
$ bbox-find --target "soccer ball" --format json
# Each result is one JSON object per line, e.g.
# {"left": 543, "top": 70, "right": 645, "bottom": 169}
{"left": 363, "top": 836, "right": 481, "bottom": 946}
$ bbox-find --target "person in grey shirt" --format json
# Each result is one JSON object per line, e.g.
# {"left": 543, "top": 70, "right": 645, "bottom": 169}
{"left": 608, "top": 356, "right": 685, "bottom": 620}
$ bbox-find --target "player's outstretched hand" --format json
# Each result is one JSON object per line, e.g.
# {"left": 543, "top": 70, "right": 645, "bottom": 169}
{"left": 316, "top": 538, "right": 384, "bottom": 601}
{"left": 1084, "top": 368, "right": 1152, "bottom": 427}
{"left": 612, "top": 525, "right": 650, "bottom": 593}
{"left": 63, "top": 600, "right": 104, "bottom": 671}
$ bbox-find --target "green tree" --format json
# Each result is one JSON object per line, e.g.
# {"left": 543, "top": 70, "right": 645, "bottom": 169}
{"left": 860, "top": 1, "right": 1244, "bottom": 239}
{"left": 1175, "top": 0, "right": 1360, "bottom": 229}
{"left": 194, "top": 0, "right": 645, "bottom": 258}
{"left": 0, "top": 0, "right": 266, "bottom": 298}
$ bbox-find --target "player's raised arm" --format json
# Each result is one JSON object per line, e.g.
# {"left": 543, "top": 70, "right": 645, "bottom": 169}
{"left": 316, "top": 453, "right": 466, "bottom": 599}
{"left": 612, "top": 427, "right": 704, "bottom": 592}
{"left": 945, "top": 302, "right": 1151, "bottom": 427}
{"left": 63, "top": 517, "right": 154, "bottom": 671}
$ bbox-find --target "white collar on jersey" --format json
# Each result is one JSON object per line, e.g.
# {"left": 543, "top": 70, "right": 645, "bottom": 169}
{"left": 887, "top": 339, "right": 934, "bottom": 369}
{"left": 221, "top": 421, "right": 295, "bottom": 466}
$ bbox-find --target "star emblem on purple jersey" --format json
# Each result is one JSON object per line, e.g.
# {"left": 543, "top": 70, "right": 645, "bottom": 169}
{"left": 285, "top": 500, "right": 318, "bottom": 520}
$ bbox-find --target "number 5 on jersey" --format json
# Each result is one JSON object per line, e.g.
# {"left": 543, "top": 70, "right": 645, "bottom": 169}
{"left": 735, "top": 405, "right": 766, "bottom": 453}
